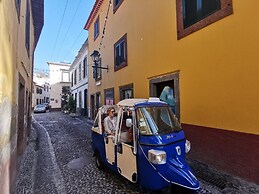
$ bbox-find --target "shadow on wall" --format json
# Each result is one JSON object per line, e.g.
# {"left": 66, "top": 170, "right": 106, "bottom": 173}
{"left": 0, "top": 9, "right": 17, "bottom": 193}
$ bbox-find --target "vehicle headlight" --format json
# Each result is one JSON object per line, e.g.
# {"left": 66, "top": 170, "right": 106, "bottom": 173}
{"left": 185, "top": 139, "right": 191, "bottom": 153}
{"left": 148, "top": 149, "right": 166, "bottom": 164}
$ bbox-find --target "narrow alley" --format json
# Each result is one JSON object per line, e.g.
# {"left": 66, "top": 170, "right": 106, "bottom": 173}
{"left": 13, "top": 112, "right": 259, "bottom": 194}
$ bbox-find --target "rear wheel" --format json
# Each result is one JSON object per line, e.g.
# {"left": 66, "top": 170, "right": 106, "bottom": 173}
{"left": 95, "top": 152, "right": 104, "bottom": 170}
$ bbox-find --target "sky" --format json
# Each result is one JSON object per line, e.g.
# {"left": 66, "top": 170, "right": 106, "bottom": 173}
{"left": 34, "top": 0, "right": 95, "bottom": 72}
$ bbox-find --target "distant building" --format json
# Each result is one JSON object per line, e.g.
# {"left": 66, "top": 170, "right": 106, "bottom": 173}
{"left": 32, "top": 82, "right": 50, "bottom": 108}
{"left": 32, "top": 72, "right": 50, "bottom": 108}
{"left": 0, "top": 0, "right": 44, "bottom": 192}
{"left": 70, "top": 39, "right": 89, "bottom": 116}
{"left": 47, "top": 62, "right": 71, "bottom": 111}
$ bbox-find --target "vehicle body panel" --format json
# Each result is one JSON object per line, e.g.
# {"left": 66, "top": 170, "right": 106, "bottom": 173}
{"left": 33, "top": 104, "right": 46, "bottom": 113}
{"left": 91, "top": 98, "right": 199, "bottom": 191}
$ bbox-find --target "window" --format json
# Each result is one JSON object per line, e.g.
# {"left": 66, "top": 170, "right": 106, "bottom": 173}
{"left": 176, "top": 0, "right": 233, "bottom": 39}
{"left": 71, "top": 73, "right": 74, "bottom": 87}
{"left": 79, "top": 91, "right": 82, "bottom": 108}
{"left": 15, "top": 0, "right": 21, "bottom": 20}
{"left": 62, "top": 71, "right": 69, "bottom": 82}
{"left": 94, "top": 16, "right": 99, "bottom": 40}
{"left": 113, "top": 0, "right": 124, "bottom": 13}
{"left": 119, "top": 83, "right": 133, "bottom": 100}
{"left": 104, "top": 88, "right": 114, "bottom": 105}
{"left": 36, "top": 88, "right": 42, "bottom": 94}
{"left": 83, "top": 57, "right": 87, "bottom": 78}
{"left": 25, "top": 0, "right": 30, "bottom": 55}
{"left": 137, "top": 106, "right": 182, "bottom": 136}
{"left": 96, "top": 92, "right": 101, "bottom": 110}
{"left": 74, "top": 69, "right": 77, "bottom": 85}
{"left": 93, "top": 59, "right": 102, "bottom": 81}
{"left": 79, "top": 63, "right": 82, "bottom": 81}
{"left": 114, "top": 34, "right": 127, "bottom": 71}
{"left": 75, "top": 93, "right": 77, "bottom": 107}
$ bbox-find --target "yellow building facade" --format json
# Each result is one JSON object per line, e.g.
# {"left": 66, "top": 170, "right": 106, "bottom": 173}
{"left": 85, "top": 0, "right": 259, "bottom": 184}
{"left": 0, "top": 0, "right": 43, "bottom": 192}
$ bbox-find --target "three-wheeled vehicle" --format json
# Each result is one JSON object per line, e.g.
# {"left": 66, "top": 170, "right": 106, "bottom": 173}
{"left": 91, "top": 98, "right": 199, "bottom": 192}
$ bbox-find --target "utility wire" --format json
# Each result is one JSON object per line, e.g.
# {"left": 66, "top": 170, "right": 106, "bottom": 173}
{"left": 50, "top": 0, "right": 69, "bottom": 60}
{"left": 63, "top": 0, "right": 112, "bottom": 63}
{"left": 62, "top": 29, "right": 85, "bottom": 61}
{"left": 56, "top": 0, "right": 83, "bottom": 58}
{"left": 98, "top": 0, "right": 112, "bottom": 51}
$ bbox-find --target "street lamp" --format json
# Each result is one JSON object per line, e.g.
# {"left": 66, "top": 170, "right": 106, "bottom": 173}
{"left": 90, "top": 50, "right": 108, "bottom": 73}
{"left": 90, "top": 50, "right": 101, "bottom": 64}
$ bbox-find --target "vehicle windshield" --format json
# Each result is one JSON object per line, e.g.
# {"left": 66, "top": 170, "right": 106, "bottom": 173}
{"left": 136, "top": 106, "right": 182, "bottom": 135}
{"left": 36, "top": 104, "right": 45, "bottom": 108}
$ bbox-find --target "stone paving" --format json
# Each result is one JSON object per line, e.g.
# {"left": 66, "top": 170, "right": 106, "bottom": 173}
{"left": 13, "top": 112, "right": 259, "bottom": 194}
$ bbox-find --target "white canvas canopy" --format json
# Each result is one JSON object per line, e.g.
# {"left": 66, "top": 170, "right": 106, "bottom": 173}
{"left": 117, "top": 98, "right": 147, "bottom": 107}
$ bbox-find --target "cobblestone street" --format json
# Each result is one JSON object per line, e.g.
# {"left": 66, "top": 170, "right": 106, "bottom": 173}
{"left": 13, "top": 112, "right": 259, "bottom": 194}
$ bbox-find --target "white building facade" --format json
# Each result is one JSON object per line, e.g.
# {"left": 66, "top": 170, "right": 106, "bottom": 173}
{"left": 47, "top": 62, "right": 70, "bottom": 111}
{"left": 32, "top": 72, "right": 50, "bottom": 108}
{"left": 70, "top": 39, "right": 89, "bottom": 116}
{"left": 32, "top": 83, "right": 51, "bottom": 108}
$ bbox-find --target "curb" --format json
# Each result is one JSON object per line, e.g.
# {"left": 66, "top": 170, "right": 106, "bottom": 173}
{"left": 12, "top": 125, "right": 38, "bottom": 194}
{"left": 31, "top": 117, "right": 66, "bottom": 194}
{"left": 188, "top": 159, "right": 259, "bottom": 194}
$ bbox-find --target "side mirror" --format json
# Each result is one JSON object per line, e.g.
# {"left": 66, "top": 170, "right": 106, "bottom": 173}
{"left": 126, "top": 118, "right": 132, "bottom": 128}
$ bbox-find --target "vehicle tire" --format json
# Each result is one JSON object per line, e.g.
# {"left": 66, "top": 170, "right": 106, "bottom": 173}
{"left": 171, "top": 184, "right": 197, "bottom": 194}
{"left": 95, "top": 152, "right": 104, "bottom": 170}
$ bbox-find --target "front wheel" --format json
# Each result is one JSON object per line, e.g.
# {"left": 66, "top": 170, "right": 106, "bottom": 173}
{"left": 95, "top": 152, "right": 104, "bottom": 170}
{"left": 171, "top": 184, "right": 198, "bottom": 194}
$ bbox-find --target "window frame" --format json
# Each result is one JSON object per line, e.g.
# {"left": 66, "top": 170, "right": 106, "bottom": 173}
{"left": 71, "top": 73, "right": 74, "bottom": 87}
{"left": 96, "top": 92, "right": 101, "bottom": 110}
{"left": 83, "top": 57, "right": 87, "bottom": 78}
{"left": 95, "top": 58, "right": 102, "bottom": 81}
{"left": 15, "top": 0, "right": 21, "bottom": 21}
{"left": 114, "top": 34, "right": 127, "bottom": 71}
{"left": 79, "top": 63, "right": 82, "bottom": 81}
{"left": 74, "top": 69, "right": 77, "bottom": 85}
{"left": 104, "top": 87, "right": 115, "bottom": 105}
{"left": 176, "top": 0, "right": 233, "bottom": 39}
{"left": 94, "top": 16, "right": 100, "bottom": 41}
{"left": 25, "top": 0, "right": 30, "bottom": 56}
{"left": 113, "top": 0, "right": 124, "bottom": 13}
{"left": 119, "top": 83, "right": 133, "bottom": 100}
{"left": 149, "top": 72, "right": 180, "bottom": 120}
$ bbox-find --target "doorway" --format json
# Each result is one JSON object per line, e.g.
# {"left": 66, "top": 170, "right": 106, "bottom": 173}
{"left": 84, "top": 89, "right": 88, "bottom": 117}
{"left": 90, "top": 94, "right": 95, "bottom": 120}
{"left": 149, "top": 72, "right": 180, "bottom": 120}
{"left": 17, "top": 74, "right": 25, "bottom": 154}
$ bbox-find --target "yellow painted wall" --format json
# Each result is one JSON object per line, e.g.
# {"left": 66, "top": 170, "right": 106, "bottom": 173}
{"left": 0, "top": 0, "right": 36, "bottom": 192}
{"left": 87, "top": 0, "right": 259, "bottom": 135}
{"left": 0, "top": 0, "right": 18, "bottom": 193}
{"left": 0, "top": 0, "right": 17, "bottom": 148}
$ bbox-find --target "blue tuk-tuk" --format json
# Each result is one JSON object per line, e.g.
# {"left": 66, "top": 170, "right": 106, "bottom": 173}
{"left": 91, "top": 98, "right": 199, "bottom": 192}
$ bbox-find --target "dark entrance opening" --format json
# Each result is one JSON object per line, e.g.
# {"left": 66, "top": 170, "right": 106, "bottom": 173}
{"left": 84, "top": 89, "right": 88, "bottom": 117}
{"left": 90, "top": 94, "right": 95, "bottom": 120}
{"left": 156, "top": 80, "right": 174, "bottom": 99}
{"left": 149, "top": 72, "right": 180, "bottom": 120}
{"left": 17, "top": 75, "right": 25, "bottom": 155}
